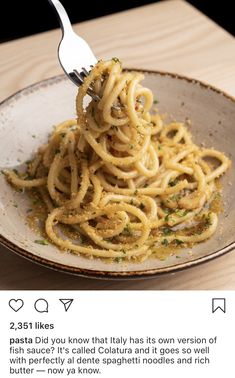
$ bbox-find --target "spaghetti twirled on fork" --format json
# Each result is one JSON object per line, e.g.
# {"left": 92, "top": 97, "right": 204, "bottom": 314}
{"left": 4, "top": 59, "right": 231, "bottom": 261}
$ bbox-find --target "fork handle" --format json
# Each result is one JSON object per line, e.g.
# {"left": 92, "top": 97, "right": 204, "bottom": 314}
{"left": 48, "top": 0, "right": 73, "bottom": 36}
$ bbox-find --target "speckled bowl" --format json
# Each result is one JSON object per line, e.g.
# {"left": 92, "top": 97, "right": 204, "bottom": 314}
{"left": 0, "top": 71, "right": 234, "bottom": 279}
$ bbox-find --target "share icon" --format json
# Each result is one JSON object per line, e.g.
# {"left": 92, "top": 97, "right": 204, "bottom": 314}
{"left": 59, "top": 299, "right": 74, "bottom": 312}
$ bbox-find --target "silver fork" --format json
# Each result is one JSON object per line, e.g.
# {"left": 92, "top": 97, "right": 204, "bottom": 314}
{"left": 48, "top": 0, "right": 99, "bottom": 101}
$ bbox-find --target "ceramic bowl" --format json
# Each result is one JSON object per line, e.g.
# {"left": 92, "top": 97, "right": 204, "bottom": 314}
{"left": 0, "top": 71, "right": 234, "bottom": 279}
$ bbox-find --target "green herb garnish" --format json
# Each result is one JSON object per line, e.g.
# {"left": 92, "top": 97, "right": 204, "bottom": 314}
{"left": 115, "top": 257, "right": 122, "bottom": 263}
{"left": 161, "top": 238, "right": 169, "bottom": 246}
{"left": 202, "top": 213, "right": 212, "bottom": 228}
{"left": 174, "top": 239, "right": 183, "bottom": 245}
{"left": 163, "top": 227, "right": 172, "bottom": 236}
{"left": 34, "top": 239, "right": 48, "bottom": 245}
{"left": 169, "top": 178, "right": 179, "bottom": 187}
{"left": 175, "top": 209, "right": 188, "bottom": 217}
{"left": 170, "top": 194, "right": 181, "bottom": 202}
{"left": 123, "top": 226, "right": 132, "bottom": 236}
{"left": 164, "top": 213, "right": 171, "bottom": 222}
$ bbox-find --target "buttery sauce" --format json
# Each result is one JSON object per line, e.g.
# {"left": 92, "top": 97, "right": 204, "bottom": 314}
{"left": 25, "top": 185, "right": 223, "bottom": 262}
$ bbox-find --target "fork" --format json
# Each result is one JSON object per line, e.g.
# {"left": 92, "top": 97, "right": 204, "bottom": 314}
{"left": 48, "top": 0, "right": 99, "bottom": 101}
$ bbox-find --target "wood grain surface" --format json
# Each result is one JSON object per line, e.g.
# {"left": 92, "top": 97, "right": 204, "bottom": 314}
{"left": 0, "top": 0, "right": 235, "bottom": 290}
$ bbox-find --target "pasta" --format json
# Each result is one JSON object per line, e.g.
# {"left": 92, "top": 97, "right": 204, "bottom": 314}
{"left": 4, "top": 59, "right": 231, "bottom": 261}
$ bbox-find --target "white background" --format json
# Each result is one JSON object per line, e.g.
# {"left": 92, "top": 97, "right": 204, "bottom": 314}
{"left": 0, "top": 291, "right": 234, "bottom": 377}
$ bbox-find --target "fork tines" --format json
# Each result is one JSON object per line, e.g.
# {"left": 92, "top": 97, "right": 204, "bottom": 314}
{"left": 72, "top": 69, "right": 100, "bottom": 102}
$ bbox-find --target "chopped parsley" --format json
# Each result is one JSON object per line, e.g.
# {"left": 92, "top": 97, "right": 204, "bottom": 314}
{"left": 123, "top": 226, "right": 132, "bottom": 236}
{"left": 161, "top": 238, "right": 169, "bottom": 246}
{"left": 174, "top": 239, "right": 183, "bottom": 245}
{"left": 34, "top": 239, "right": 48, "bottom": 245}
{"left": 115, "top": 257, "right": 123, "bottom": 263}
{"left": 175, "top": 209, "right": 188, "bottom": 217}
{"left": 202, "top": 213, "right": 212, "bottom": 228}
{"left": 170, "top": 194, "right": 181, "bottom": 202}
{"left": 169, "top": 178, "right": 179, "bottom": 187}
{"left": 214, "top": 192, "right": 222, "bottom": 199}
{"left": 153, "top": 99, "right": 159, "bottom": 104}
{"left": 162, "top": 227, "right": 172, "bottom": 236}
{"left": 164, "top": 214, "right": 169, "bottom": 221}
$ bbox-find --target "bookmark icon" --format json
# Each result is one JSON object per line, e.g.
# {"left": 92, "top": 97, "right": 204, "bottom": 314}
{"left": 59, "top": 299, "right": 74, "bottom": 312}
{"left": 212, "top": 298, "right": 226, "bottom": 313}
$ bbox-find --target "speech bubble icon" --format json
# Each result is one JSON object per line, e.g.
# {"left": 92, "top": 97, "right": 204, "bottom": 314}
{"left": 34, "top": 298, "right": 49, "bottom": 313}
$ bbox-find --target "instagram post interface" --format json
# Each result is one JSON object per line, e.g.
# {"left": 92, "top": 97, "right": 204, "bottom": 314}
{"left": 0, "top": 1, "right": 235, "bottom": 377}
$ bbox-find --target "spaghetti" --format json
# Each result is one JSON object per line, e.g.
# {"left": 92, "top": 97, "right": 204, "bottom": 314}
{"left": 4, "top": 59, "right": 231, "bottom": 261}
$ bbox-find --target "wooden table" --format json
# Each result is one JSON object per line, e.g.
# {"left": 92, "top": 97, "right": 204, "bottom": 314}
{"left": 1, "top": 0, "right": 235, "bottom": 290}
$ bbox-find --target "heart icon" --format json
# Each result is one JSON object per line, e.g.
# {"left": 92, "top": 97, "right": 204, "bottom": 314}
{"left": 9, "top": 299, "right": 24, "bottom": 312}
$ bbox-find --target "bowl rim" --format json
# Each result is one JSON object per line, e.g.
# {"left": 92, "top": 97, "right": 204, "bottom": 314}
{"left": 0, "top": 69, "right": 235, "bottom": 280}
